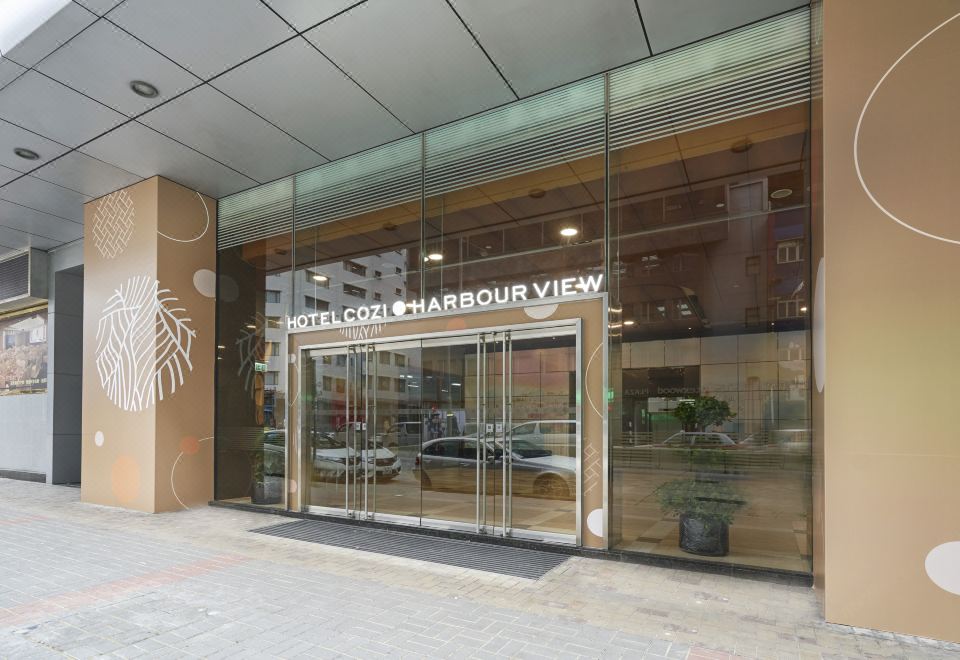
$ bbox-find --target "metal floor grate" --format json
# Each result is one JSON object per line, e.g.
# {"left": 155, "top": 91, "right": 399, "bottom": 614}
{"left": 251, "top": 519, "right": 569, "bottom": 579}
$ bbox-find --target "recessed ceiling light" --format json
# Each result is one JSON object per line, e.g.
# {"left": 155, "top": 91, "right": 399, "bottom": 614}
{"left": 312, "top": 274, "right": 328, "bottom": 282}
{"left": 800, "top": 306, "right": 808, "bottom": 313}
{"left": 715, "top": 202, "right": 725, "bottom": 208}
{"left": 245, "top": 324, "right": 257, "bottom": 330}
{"left": 528, "top": 188, "right": 546, "bottom": 199}
{"left": 382, "top": 222, "right": 397, "bottom": 231}
{"left": 13, "top": 147, "right": 39, "bottom": 160}
{"left": 560, "top": 227, "right": 578, "bottom": 237}
{"left": 770, "top": 188, "right": 793, "bottom": 199}
{"left": 730, "top": 138, "right": 753, "bottom": 153}
{"left": 623, "top": 320, "right": 635, "bottom": 326}
{"left": 427, "top": 252, "right": 443, "bottom": 262}
{"left": 130, "top": 80, "right": 159, "bottom": 98}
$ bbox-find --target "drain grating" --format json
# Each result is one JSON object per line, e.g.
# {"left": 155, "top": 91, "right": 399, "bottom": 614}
{"left": 251, "top": 519, "right": 568, "bottom": 579}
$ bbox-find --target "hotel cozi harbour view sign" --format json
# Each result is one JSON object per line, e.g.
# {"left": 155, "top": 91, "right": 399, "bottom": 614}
{"left": 286, "top": 274, "right": 603, "bottom": 330}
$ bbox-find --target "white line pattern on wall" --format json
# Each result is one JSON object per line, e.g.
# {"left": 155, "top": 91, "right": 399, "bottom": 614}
{"left": 96, "top": 276, "right": 196, "bottom": 412}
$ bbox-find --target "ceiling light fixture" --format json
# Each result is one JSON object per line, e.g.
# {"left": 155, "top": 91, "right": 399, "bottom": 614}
{"left": 770, "top": 188, "right": 793, "bottom": 199}
{"left": 560, "top": 227, "right": 578, "bottom": 237}
{"left": 427, "top": 252, "right": 443, "bottom": 262}
{"left": 528, "top": 188, "right": 546, "bottom": 199}
{"left": 800, "top": 306, "right": 808, "bottom": 313}
{"left": 245, "top": 324, "right": 257, "bottom": 330}
{"left": 623, "top": 320, "right": 636, "bottom": 326}
{"left": 13, "top": 147, "right": 39, "bottom": 160}
{"left": 312, "top": 274, "right": 328, "bottom": 282}
{"left": 730, "top": 138, "right": 753, "bottom": 153}
{"left": 130, "top": 80, "right": 159, "bottom": 98}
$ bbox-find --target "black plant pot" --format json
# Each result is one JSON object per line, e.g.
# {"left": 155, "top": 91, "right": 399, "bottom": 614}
{"left": 678, "top": 513, "right": 729, "bottom": 556}
{"left": 251, "top": 478, "right": 283, "bottom": 504}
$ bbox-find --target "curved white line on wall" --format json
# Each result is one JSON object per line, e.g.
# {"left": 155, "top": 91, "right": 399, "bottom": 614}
{"left": 171, "top": 436, "right": 213, "bottom": 510}
{"left": 813, "top": 258, "right": 826, "bottom": 393}
{"left": 584, "top": 343, "right": 603, "bottom": 418}
{"left": 925, "top": 542, "right": 960, "bottom": 595}
{"left": 524, "top": 304, "right": 558, "bottom": 320}
{"left": 158, "top": 192, "right": 211, "bottom": 243}
{"left": 853, "top": 11, "right": 960, "bottom": 245}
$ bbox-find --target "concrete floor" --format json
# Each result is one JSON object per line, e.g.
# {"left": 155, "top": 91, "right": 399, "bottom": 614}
{"left": 0, "top": 478, "right": 956, "bottom": 659}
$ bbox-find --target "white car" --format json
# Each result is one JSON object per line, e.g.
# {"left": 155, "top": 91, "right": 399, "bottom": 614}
{"left": 510, "top": 419, "right": 576, "bottom": 457}
{"left": 311, "top": 433, "right": 401, "bottom": 482}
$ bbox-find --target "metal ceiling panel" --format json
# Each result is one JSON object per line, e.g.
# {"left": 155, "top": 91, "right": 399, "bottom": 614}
{"left": 1, "top": 2, "right": 96, "bottom": 68}
{"left": 37, "top": 19, "right": 202, "bottom": 117}
{"left": 0, "top": 58, "right": 25, "bottom": 91}
{"left": 263, "top": 0, "right": 360, "bottom": 31}
{"left": 0, "top": 201, "right": 82, "bottom": 244}
{"left": 0, "top": 164, "right": 20, "bottom": 186}
{"left": 108, "top": 0, "right": 296, "bottom": 79}
{"left": 79, "top": 121, "right": 257, "bottom": 198}
{"left": 0, "top": 225, "right": 61, "bottom": 252}
{"left": 31, "top": 151, "right": 141, "bottom": 199}
{"left": 0, "top": 71, "right": 125, "bottom": 147}
{"left": 0, "top": 119, "right": 70, "bottom": 172}
{"left": 637, "top": 0, "right": 808, "bottom": 54}
{"left": 74, "top": 0, "right": 125, "bottom": 16}
{"left": 0, "top": 175, "right": 89, "bottom": 222}
{"left": 138, "top": 84, "right": 325, "bottom": 183}
{"left": 213, "top": 37, "right": 410, "bottom": 161}
{"left": 450, "top": 0, "right": 650, "bottom": 97}
{"left": 307, "top": 0, "right": 515, "bottom": 132}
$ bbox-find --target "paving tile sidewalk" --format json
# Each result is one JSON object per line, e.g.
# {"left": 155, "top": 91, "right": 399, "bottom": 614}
{"left": 0, "top": 479, "right": 956, "bottom": 659}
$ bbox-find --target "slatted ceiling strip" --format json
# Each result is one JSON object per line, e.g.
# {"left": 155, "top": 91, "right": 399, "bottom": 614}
{"left": 217, "top": 177, "right": 293, "bottom": 250}
{"left": 424, "top": 77, "right": 605, "bottom": 198}
{"left": 294, "top": 135, "right": 421, "bottom": 232}
{"left": 216, "top": 9, "right": 809, "bottom": 249}
{"left": 610, "top": 8, "right": 810, "bottom": 152}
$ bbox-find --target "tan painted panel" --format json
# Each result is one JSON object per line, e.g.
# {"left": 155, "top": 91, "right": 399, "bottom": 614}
{"left": 821, "top": 0, "right": 960, "bottom": 642}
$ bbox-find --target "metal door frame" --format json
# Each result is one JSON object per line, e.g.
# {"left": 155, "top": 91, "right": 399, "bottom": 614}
{"left": 298, "top": 320, "right": 581, "bottom": 545}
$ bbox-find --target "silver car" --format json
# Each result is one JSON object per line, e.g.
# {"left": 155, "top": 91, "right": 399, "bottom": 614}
{"left": 413, "top": 437, "right": 576, "bottom": 500}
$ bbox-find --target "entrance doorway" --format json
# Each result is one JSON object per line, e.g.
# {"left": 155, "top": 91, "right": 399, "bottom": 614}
{"left": 299, "top": 325, "right": 578, "bottom": 543}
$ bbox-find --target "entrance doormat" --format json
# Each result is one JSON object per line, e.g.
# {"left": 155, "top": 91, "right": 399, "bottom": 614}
{"left": 251, "top": 518, "right": 568, "bottom": 579}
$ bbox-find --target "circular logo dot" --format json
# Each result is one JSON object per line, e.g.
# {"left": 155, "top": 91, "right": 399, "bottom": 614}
{"left": 94, "top": 431, "right": 105, "bottom": 447}
{"left": 391, "top": 300, "right": 407, "bottom": 316}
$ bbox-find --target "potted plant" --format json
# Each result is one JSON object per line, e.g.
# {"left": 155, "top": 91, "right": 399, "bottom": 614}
{"left": 656, "top": 477, "right": 745, "bottom": 556}
{"left": 250, "top": 449, "right": 282, "bottom": 504}
{"left": 657, "top": 395, "right": 744, "bottom": 556}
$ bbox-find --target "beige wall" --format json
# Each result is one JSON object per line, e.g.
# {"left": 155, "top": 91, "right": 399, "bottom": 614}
{"left": 81, "top": 177, "right": 215, "bottom": 513}
{"left": 821, "top": 0, "right": 960, "bottom": 642}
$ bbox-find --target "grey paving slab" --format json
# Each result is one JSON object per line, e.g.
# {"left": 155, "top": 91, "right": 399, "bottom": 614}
{"left": 0, "top": 478, "right": 958, "bottom": 660}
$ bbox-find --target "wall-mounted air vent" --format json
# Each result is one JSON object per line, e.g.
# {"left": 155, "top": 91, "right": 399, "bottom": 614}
{"left": 0, "top": 249, "right": 48, "bottom": 313}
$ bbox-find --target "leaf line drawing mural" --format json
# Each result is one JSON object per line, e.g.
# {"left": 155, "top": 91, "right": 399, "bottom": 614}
{"left": 96, "top": 276, "right": 196, "bottom": 412}
{"left": 235, "top": 313, "right": 265, "bottom": 396}
{"left": 92, "top": 189, "right": 135, "bottom": 259}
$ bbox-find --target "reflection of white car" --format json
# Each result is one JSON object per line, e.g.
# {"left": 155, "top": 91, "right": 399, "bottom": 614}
{"left": 510, "top": 419, "right": 576, "bottom": 457}
{"left": 661, "top": 431, "right": 739, "bottom": 448}
{"left": 312, "top": 434, "right": 401, "bottom": 482}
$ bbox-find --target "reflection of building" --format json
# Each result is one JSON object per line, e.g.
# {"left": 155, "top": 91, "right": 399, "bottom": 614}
{"left": 0, "top": 312, "right": 48, "bottom": 394}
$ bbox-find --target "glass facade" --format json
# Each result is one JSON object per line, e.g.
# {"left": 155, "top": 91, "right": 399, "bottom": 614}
{"left": 216, "top": 8, "right": 812, "bottom": 572}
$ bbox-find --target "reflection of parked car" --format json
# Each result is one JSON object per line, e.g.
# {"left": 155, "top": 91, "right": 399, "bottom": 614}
{"left": 311, "top": 433, "right": 401, "bottom": 482}
{"left": 661, "top": 432, "right": 740, "bottom": 449}
{"left": 379, "top": 421, "right": 423, "bottom": 449}
{"left": 263, "top": 431, "right": 286, "bottom": 477}
{"left": 413, "top": 437, "right": 575, "bottom": 500}
{"left": 511, "top": 420, "right": 576, "bottom": 457}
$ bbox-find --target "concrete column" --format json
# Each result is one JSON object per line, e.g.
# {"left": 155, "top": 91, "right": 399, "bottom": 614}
{"left": 81, "top": 177, "right": 216, "bottom": 512}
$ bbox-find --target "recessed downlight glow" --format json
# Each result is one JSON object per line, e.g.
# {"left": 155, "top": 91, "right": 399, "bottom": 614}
{"left": 623, "top": 320, "right": 635, "bottom": 326}
{"left": 245, "top": 324, "right": 256, "bottom": 330}
{"left": 427, "top": 252, "right": 443, "bottom": 262}
{"left": 770, "top": 188, "right": 793, "bottom": 199}
{"left": 560, "top": 227, "right": 579, "bottom": 237}
{"left": 312, "top": 274, "right": 328, "bottom": 282}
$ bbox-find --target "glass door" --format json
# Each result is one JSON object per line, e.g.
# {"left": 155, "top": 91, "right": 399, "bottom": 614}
{"left": 300, "top": 324, "right": 579, "bottom": 542}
